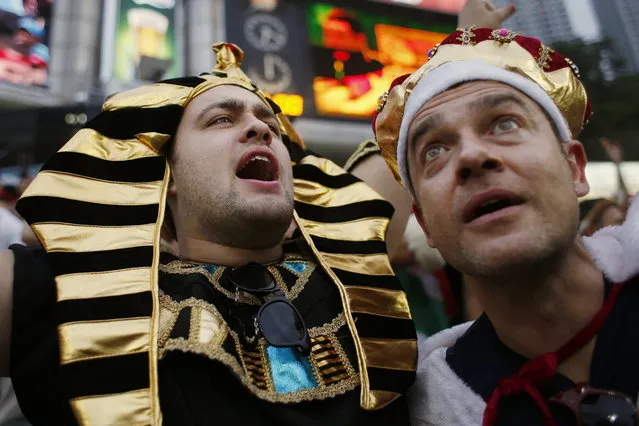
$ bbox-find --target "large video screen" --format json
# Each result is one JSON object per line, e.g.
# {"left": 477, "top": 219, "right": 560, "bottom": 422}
{"left": 373, "top": 0, "right": 465, "bottom": 15}
{"left": 308, "top": 2, "right": 455, "bottom": 119}
{"left": 0, "top": 0, "right": 53, "bottom": 86}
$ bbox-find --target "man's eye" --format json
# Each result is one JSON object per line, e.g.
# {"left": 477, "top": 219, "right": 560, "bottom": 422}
{"left": 268, "top": 124, "right": 280, "bottom": 134}
{"left": 493, "top": 118, "right": 519, "bottom": 134}
{"left": 211, "top": 116, "right": 232, "bottom": 125}
{"left": 424, "top": 145, "right": 446, "bottom": 161}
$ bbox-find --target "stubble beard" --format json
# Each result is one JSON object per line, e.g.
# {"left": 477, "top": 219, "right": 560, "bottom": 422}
{"left": 194, "top": 186, "right": 295, "bottom": 250}
{"left": 453, "top": 213, "right": 579, "bottom": 281}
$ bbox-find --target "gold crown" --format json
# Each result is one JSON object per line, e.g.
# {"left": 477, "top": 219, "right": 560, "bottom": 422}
{"left": 374, "top": 27, "right": 591, "bottom": 184}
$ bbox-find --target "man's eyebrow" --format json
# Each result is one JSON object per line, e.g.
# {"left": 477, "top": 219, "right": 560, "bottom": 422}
{"left": 195, "top": 99, "right": 246, "bottom": 124}
{"left": 469, "top": 93, "right": 531, "bottom": 113}
{"left": 409, "top": 112, "right": 443, "bottom": 151}
{"left": 408, "top": 93, "right": 532, "bottom": 152}
{"left": 252, "top": 102, "right": 277, "bottom": 122}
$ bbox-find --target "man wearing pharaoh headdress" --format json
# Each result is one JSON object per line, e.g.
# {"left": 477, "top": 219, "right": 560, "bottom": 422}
{"left": 0, "top": 43, "right": 416, "bottom": 425}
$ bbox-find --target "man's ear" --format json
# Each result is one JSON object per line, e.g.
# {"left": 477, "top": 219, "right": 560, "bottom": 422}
{"left": 412, "top": 201, "right": 437, "bottom": 248}
{"left": 167, "top": 177, "right": 177, "bottom": 197}
{"left": 563, "top": 140, "right": 589, "bottom": 198}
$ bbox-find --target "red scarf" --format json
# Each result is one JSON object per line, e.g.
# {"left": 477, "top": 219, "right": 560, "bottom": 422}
{"left": 482, "top": 281, "right": 626, "bottom": 426}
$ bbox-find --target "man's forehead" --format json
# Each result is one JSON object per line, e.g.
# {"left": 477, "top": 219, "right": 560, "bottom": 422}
{"left": 411, "top": 80, "right": 529, "bottom": 123}
{"left": 406, "top": 81, "right": 541, "bottom": 161}
{"left": 189, "top": 84, "right": 267, "bottom": 110}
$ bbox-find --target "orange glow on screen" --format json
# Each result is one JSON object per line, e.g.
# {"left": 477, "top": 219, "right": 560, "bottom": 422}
{"left": 313, "top": 24, "right": 446, "bottom": 118}
{"left": 375, "top": 0, "right": 465, "bottom": 14}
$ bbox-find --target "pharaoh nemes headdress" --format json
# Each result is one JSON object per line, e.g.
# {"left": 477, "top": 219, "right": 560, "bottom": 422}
{"left": 17, "top": 43, "right": 416, "bottom": 424}
{"left": 374, "top": 27, "right": 592, "bottom": 195}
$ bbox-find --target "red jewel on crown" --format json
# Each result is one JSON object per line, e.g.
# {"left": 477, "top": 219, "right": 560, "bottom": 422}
{"left": 491, "top": 28, "right": 516, "bottom": 43}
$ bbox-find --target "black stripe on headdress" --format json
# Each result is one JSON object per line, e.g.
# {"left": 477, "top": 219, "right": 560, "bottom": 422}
{"left": 47, "top": 246, "right": 154, "bottom": 276}
{"left": 87, "top": 105, "right": 184, "bottom": 141}
{"left": 17, "top": 197, "right": 158, "bottom": 226}
{"left": 58, "top": 292, "right": 153, "bottom": 324}
{"left": 354, "top": 313, "right": 416, "bottom": 340}
{"left": 265, "top": 97, "right": 282, "bottom": 114}
{"left": 294, "top": 164, "right": 359, "bottom": 188}
{"left": 287, "top": 136, "right": 307, "bottom": 163}
{"left": 294, "top": 199, "right": 394, "bottom": 223}
{"left": 309, "top": 235, "right": 386, "bottom": 255}
{"left": 158, "top": 76, "right": 207, "bottom": 87}
{"left": 333, "top": 268, "right": 404, "bottom": 291}
{"left": 367, "top": 367, "right": 415, "bottom": 395}
{"left": 63, "top": 352, "right": 150, "bottom": 399}
{"left": 42, "top": 152, "right": 166, "bottom": 183}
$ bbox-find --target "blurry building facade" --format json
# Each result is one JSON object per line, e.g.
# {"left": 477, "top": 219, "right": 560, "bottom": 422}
{"left": 494, "top": 0, "right": 576, "bottom": 43}
{"left": 0, "top": 0, "right": 223, "bottom": 167}
{"left": 592, "top": 0, "right": 639, "bottom": 74}
{"left": 0, "top": 0, "right": 462, "bottom": 166}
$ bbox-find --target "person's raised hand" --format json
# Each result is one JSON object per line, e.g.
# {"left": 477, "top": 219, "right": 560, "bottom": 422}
{"left": 458, "top": 0, "right": 517, "bottom": 30}
{"left": 600, "top": 138, "right": 624, "bottom": 164}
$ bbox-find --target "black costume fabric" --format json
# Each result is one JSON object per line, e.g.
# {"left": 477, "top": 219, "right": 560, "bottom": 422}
{"left": 11, "top": 240, "right": 411, "bottom": 426}
{"left": 447, "top": 277, "right": 639, "bottom": 425}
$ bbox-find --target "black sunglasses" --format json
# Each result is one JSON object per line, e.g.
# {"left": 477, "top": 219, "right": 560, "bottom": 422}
{"left": 551, "top": 384, "right": 638, "bottom": 426}
{"left": 229, "top": 263, "right": 310, "bottom": 355}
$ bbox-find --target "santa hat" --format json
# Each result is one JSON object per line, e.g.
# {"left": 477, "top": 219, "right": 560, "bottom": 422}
{"left": 374, "top": 27, "right": 591, "bottom": 196}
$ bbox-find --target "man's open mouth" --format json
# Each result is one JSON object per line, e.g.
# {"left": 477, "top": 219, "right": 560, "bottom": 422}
{"left": 463, "top": 191, "right": 525, "bottom": 223}
{"left": 236, "top": 152, "right": 278, "bottom": 182}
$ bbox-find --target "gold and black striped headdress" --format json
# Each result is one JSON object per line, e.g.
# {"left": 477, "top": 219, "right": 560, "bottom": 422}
{"left": 17, "top": 43, "right": 416, "bottom": 425}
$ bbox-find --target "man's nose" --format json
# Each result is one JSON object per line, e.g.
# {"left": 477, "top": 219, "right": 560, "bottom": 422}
{"left": 243, "top": 117, "right": 272, "bottom": 145}
{"left": 456, "top": 133, "right": 503, "bottom": 183}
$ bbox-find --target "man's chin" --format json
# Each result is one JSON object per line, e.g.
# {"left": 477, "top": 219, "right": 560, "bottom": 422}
{"left": 456, "top": 233, "right": 549, "bottom": 276}
{"left": 242, "top": 199, "right": 293, "bottom": 224}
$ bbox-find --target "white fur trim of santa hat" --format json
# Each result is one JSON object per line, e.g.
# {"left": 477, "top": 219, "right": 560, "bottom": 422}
{"left": 397, "top": 60, "right": 572, "bottom": 196}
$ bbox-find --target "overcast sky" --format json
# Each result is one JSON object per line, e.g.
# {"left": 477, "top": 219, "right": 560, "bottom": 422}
{"left": 562, "top": 0, "right": 601, "bottom": 40}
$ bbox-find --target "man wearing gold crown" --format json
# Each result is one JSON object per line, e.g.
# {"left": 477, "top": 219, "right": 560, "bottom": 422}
{"left": 0, "top": 43, "right": 416, "bottom": 425}
{"left": 374, "top": 27, "right": 639, "bottom": 426}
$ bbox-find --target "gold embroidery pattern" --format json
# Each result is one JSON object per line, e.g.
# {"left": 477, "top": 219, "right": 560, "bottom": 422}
{"left": 189, "top": 306, "right": 201, "bottom": 341}
{"left": 537, "top": 44, "right": 554, "bottom": 69}
{"left": 159, "top": 261, "right": 263, "bottom": 305}
{"left": 277, "top": 262, "right": 316, "bottom": 300}
{"left": 158, "top": 305, "right": 178, "bottom": 348}
{"left": 158, "top": 292, "right": 229, "bottom": 349}
{"left": 160, "top": 256, "right": 315, "bottom": 303}
{"left": 312, "top": 336, "right": 349, "bottom": 385}
{"left": 308, "top": 313, "right": 346, "bottom": 338}
{"left": 158, "top": 285, "right": 360, "bottom": 404}
{"left": 244, "top": 348, "right": 270, "bottom": 391}
{"left": 309, "top": 314, "right": 356, "bottom": 387}
{"left": 259, "top": 339, "right": 277, "bottom": 392}
{"left": 456, "top": 25, "right": 476, "bottom": 45}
